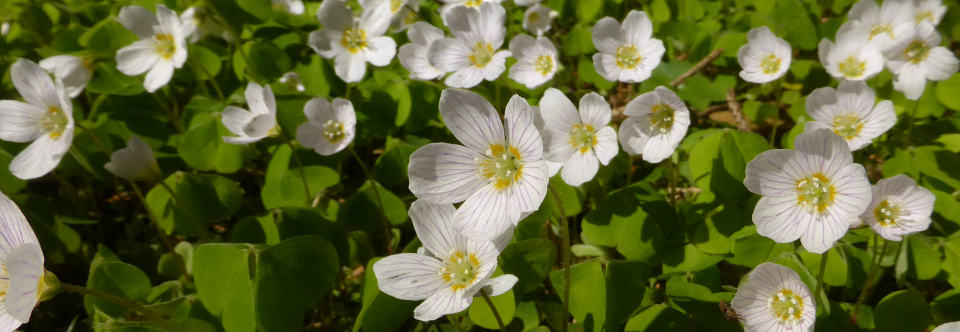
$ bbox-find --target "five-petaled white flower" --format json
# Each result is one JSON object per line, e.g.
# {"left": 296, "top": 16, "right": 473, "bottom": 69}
{"left": 39, "top": 55, "right": 93, "bottom": 98}
{"left": 0, "top": 59, "right": 75, "bottom": 180}
{"left": 296, "top": 97, "right": 356, "bottom": 156}
{"left": 104, "top": 135, "right": 162, "bottom": 182}
{"left": 933, "top": 321, "right": 960, "bottom": 332}
{"left": 308, "top": 0, "right": 397, "bottom": 83}
{"left": 818, "top": 25, "right": 884, "bottom": 81}
{"left": 737, "top": 26, "right": 791, "bottom": 84}
{"left": 861, "top": 174, "right": 935, "bottom": 241}
{"left": 591, "top": 10, "right": 665, "bottom": 83}
{"left": 115, "top": 5, "right": 188, "bottom": 93}
{"left": 408, "top": 89, "right": 548, "bottom": 240}
{"left": 744, "top": 129, "right": 872, "bottom": 254}
{"left": 883, "top": 22, "right": 959, "bottom": 100}
{"left": 429, "top": 3, "right": 511, "bottom": 88}
{"left": 803, "top": 80, "right": 896, "bottom": 151}
{"left": 618, "top": 86, "right": 690, "bottom": 163}
{"left": 279, "top": 72, "right": 306, "bottom": 92}
{"left": 843, "top": 0, "right": 916, "bottom": 51}
{"left": 731, "top": 262, "right": 816, "bottom": 332}
{"left": 0, "top": 190, "right": 52, "bottom": 331}
{"left": 508, "top": 34, "right": 559, "bottom": 89}
{"left": 523, "top": 4, "right": 557, "bottom": 37}
{"left": 373, "top": 200, "right": 517, "bottom": 322}
{"left": 398, "top": 22, "right": 447, "bottom": 81}
{"left": 914, "top": 0, "right": 946, "bottom": 26}
{"left": 536, "top": 88, "right": 618, "bottom": 186}
{"left": 221, "top": 82, "right": 279, "bottom": 145}
{"left": 362, "top": 0, "right": 420, "bottom": 30}
{"left": 272, "top": 0, "right": 305, "bottom": 15}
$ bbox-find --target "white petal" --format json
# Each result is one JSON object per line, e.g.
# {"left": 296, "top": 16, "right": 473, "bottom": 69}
{"left": 413, "top": 287, "right": 471, "bottom": 321}
{"left": 4, "top": 242, "right": 45, "bottom": 323}
{"left": 408, "top": 22, "right": 445, "bottom": 46}
{"left": 316, "top": 0, "right": 354, "bottom": 31}
{"left": 933, "top": 322, "right": 960, "bottom": 332}
{"left": 245, "top": 82, "right": 276, "bottom": 116}
{"left": 332, "top": 98, "right": 357, "bottom": 129}
{"left": 924, "top": 47, "right": 959, "bottom": 81}
{"left": 578, "top": 92, "right": 611, "bottom": 128}
{"left": 399, "top": 44, "right": 444, "bottom": 80}
{"left": 143, "top": 60, "right": 174, "bottom": 93}
{"left": 539, "top": 88, "right": 581, "bottom": 134}
{"left": 744, "top": 150, "right": 799, "bottom": 196}
{"left": 482, "top": 275, "right": 518, "bottom": 297}
{"left": 408, "top": 143, "right": 486, "bottom": 204}
{"left": 409, "top": 200, "right": 464, "bottom": 257}
{"left": 560, "top": 150, "right": 599, "bottom": 186}
{"left": 118, "top": 5, "right": 159, "bottom": 39}
{"left": 364, "top": 36, "right": 397, "bottom": 66}
{"left": 9, "top": 131, "right": 73, "bottom": 180}
{"left": 592, "top": 126, "right": 618, "bottom": 165}
{"left": 592, "top": 53, "right": 621, "bottom": 82}
{"left": 221, "top": 106, "right": 256, "bottom": 137}
{"left": 11, "top": 59, "right": 59, "bottom": 109}
{"left": 302, "top": 97, "right": 333, "bottom": 124}
{"left": 455, "top": 184, "right": 517, "bottom": 241}
{"left": 104, "top": 135, "right": 160, "bottom": 181}
{"left": 894, "top": 71, "right": 927, "bottom": 100}
{"left": 445, "top": 66, "right": 485, "bottom": 89}
{"left": 800, "top": 210, "right": 849, "bottom": 254}
{"left": 753, "top": 195, "right": 808, "bottom": 243}
{"left": 308, "top": 29, "right": 343, "bottom": 59}
{"left": 481, "top": 51, "right": 510, "bottom": 81}
{"left": 505, "top": 95, "right": 542, "bottom": 160}
{"left": 334, "top": 53, "right": 367, "bottom": 83}
{"left": 622, "top": 10, "right": 652, "bottom": 47}
{"left": 0, "top": 191, "right": 41, "bottom": 256}
{"left": 591, "top": 17, "right": 623, "bottom": 54}
{"left": 116, "top": 40, "right": 161, "bottom": 76}
{"left": 438, "top": 89, "right": 506, "bottom": 153}
{"left": 372, "top": 253, "right": 446, "bottom": 301}
{"left": 793, "top": 129, "right": 852, "bottom": 166}
{"left": 359, "top": 1, "right": 391, "bottom": 37}
{"left": 0, "top": 101, "right": 45, "bottom": 143}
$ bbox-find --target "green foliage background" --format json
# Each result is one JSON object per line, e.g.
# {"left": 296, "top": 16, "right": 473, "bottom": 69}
{"left": 1, "top": 0, "right": 960, "bottom": 331}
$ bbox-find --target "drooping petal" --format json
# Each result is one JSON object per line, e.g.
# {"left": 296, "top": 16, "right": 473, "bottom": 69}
{"left": 334, "top": 53, "right": 368, "bottom": 83}
{"left": 482, "top": 275, "right": 518, "bottom": 297}
{"left": 364, "top": 36, "right": 397, "bottom": 66}
{"left": 9, "top": 130, "right": 73, "bottom": 180}
{"left": 116, "top": 40, "right": 162, "bottom": 76}
{"left": 11, "top": 59, "right": 60, "bottom": 109}
{"left": 592, "top": 126, "right": 618, "bottom": 165}
{"left": 408, "top": 143, "right": 486, "bottom": 204}
{"left": 413, "top": 287, "right": 471, "bottom": 321}
{"left": 578, "top": 92, "right": 611, "bottom": 128}
{"left": 143, "top": 59, "right": 174, "bottom": 93}
{"left": 4, "top": 242, "right": 45, "bottom": 323}
{"left": 409, "top": 200, "right": 463, "bottom": 257}
{"left": 246, "top": 82, "right": 276, "bottom": 115}
{"left": 221, "top": 106, "right": 256, "bottom": 137}
{"left": 0, "top": 101, "right": 45, "bottom": 143}
{"left": 372, "top": 253, "right": 446, "bottom": 301}
{"left": 438, "top": 89, "right": 506, "bottom": 154}
{"left": 560, "top": 150, "right": 599, "bottom": 186}
{"left": 104, "top": 135, "right": 160, "bottom": 181}
{"left": 505, "top": 95, "right": 542, "bottom": 160}
{"left": 118, "top": 5, "right": 159, "bottom": 39}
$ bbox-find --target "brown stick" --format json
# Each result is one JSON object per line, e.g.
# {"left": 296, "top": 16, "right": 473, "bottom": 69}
{"left": 726, "top": 88, "right": 750, "bottom": 131}
{"left": 670, "top": 48, "right": 723, "bottom": 87}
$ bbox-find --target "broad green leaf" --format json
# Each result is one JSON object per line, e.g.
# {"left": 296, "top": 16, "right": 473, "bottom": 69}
{"left": 549, "top": 260, "right": 605, "bottom": 331}
{"left": 193, "top": 244, "right": 255, "bottom": 332}
{"left": 874, "top": 290, "right": 931, "bottom": 332}
{"left": 337, "top": 180, "right": 408, "bottom": 230}
{"left": 177, "top": 111, "right": 245, "bottom": 173}
{"left": 255, "top": 236, "right": 339, "bottom": 332}
{"left": 662, "top": 244, "right": 723, "bottom": 274}
{"left": 85, "top": 63, "right": 146, "bottom": 96}
{"left": 581, "top": 183, "right": 672, "bottom": 262}
{"left": 604, "top": 261, "right": 649, "bottom": 332}
{"left": 86, "top": 261, "right": 152, "bottom": 317}
{"left": 353, "top": 257, "right": 416, "bottom": 332}
{"left": 936, "top": 74, "right": 960, "bottom": 110}
{"left": 186, "top": 44, "right": 223, "bottom": 80}
{"left": 500, "top": 238, "right": 557, "bottom": 295}
{"left": 145, "top": 172, "right": 243, "bottom": 236}
{"left": 624, "top": 304, "right": 693, "bottom": 330}
{"left": 469, "top": 274, "right": 516, "bottom": 329}
{"left": 689, "top": 129, "right": 768, "bottom": 199}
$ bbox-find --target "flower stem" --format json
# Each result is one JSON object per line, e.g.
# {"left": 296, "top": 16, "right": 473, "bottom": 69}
{"left": 768, "top": 79, "right": 784, "bottom": 147}
{"left": 348, "top": 147, "right": 392, "bottom": 254}
{"left": 480, "top": 289, "right": 507, "bottom": 332}
{"left": 130, "top": 181, "right": 188, "bottom": 277}
{"left": 548, "top": 185, "right": 570, "bottom": 332}
{"left": 187, "top": 56, "right": 225, "bottom": 102}
{"left": 60, "top": 283, "right": 174, "bottom": 331}
{"left": 75, "top": 123, "right": 112, "bottom": 158}
{"left": 854, "top": 235, "right": 888, "bottom": 318}
{"left": 814, "top": 249, "right": 829, "bottom": 301}
{"left": 447, "top": 314, "right": 465, "bottom": 332}
{"left": 282, "top": 134, "right": 312, "bottom": 204}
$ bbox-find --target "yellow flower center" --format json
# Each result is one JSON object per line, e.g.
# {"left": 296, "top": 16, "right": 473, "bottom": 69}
{"left": 534, "top": 55, "right": 554, "bottom": 75}
{"left": 904, "top": 40, "right": 931, "bottom": 64}
{"left": 838, "top": 56, "right": 866, "bottom": 79}
{"left": 154, "top": 34, "right": 177, "bottom": 60}
{"left": 480, "top": 144, "right": 523, "bottom": 190}
{"left": 831, "top": 113, "right": 863, "bottom": 140}
{"left": 322, "top": 120, "right": 346, "bottom": 143}
{"left": 915, "top": 11, "right": 933, "bottom": 24}
{"left": 868, "top": 24, "right": 893, "bottom": 41}
{"left": 796, "top": 173, "right": 836, "bottom": 214}
{"left": 873, "top": 199, "right": 901, "bottom": 227}
{"left": 616, "top": 45, "right": 642, "bottom": 69}
{"left": 464, "top": 0, "right": 483, "bottom": 7}
{"left": 527, "top": 11, "right": 540, "bottom": 23}
{"left": 769, "top": 289, "right": 805, "bottom": 323}
{"left": 390, "top": 0, "right": 403, "bottom": 13}
{"left": 42, "top": 106, "right": 69, "bottom": 139}
{"left": 568, "top": 124, "right": 597, "bottom": 154}
{"left": 440, "top": 251, "right": 481, "bottom": 291}
{"left": 469, "top": 42, "right": 495, "bottom": 68}
{"left": 760, "top": 54, "right": 781, "bottom": 74}
{"left": 341, "top": 28, "right": 369, "bottom": 53}
{"left": 82, "top": 57, "right": 96, "bottom": 71}
{"left": 648, "top": 103, "right": 674, "bottom": 133}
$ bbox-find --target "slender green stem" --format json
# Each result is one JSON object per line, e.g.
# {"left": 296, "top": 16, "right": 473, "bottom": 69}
{"left": 188, "top": 56, "right": 225, "bottom": 102}
{"left": 282, "top": 135, "right": 313, "bottom": 203}
{"left": 349, "top": 147, "right": 392, "bottom": 254}
{"left": 814, "top": 250, "right": 829, "bottom": 301}
{"left": 907, "top": 100, "right": 920, "bottom": 144}
{"left": 480, "top": 289, "right": 507, "bottom": 332}
{"left": 447, "top": 314, "right": 465, "bottom": 332}
{"left": 548, "top": 185, "right": 570, "bottom": 332}
{"left": 854, "top": 236, "right": 888, "bottom": 318}
{"left": 768, "top": 79, "right": 783, "bottom": 147}
{"left": 158, "top": 181, "right": 208, "bottom": 240}
{"left": 75, "top": 123, "right": 112, "bottom": 158}
{"left": 130, "top": 181, "right": 189, "bottom": 278}
{"left": 61, "top": 283, "right": 174, "bottom": 331}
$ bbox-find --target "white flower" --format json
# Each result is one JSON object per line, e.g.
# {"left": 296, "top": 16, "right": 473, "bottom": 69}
{"left": 536, "top": 89, "right": 618, "bottom": 186}
{"left": 115, "top": 5, "right": 188, "bottom": 93}
{"left": 914, "top": 0, "right": 946, "bottom": 26}
{"left": 523, "top": 4, "right": 557, "bottom": 37}
{"left": 308, "top": 0, "right": 397, "bottom": 83}
{"left": 104, "top": 135, "right": 161, "bottom": 182}
{"left": 861, "top": 174, "right": 935, "bottom": 241}
{"left": 408, "top": 89, "right": 548, "bottom": 240}
{"left": 399, "top": 22, "right": 447, "bottom": 80}
{"left": 0, "top": 190, "right": 50, "bottom": 330}
{"left": 933, "top": 321, "right": 960, "bottom": 332}
{"left": 0, "top": 59, "right": 75, "bottom": 180}
{"left": 296, "top": 97, "right": 356, "bottom": 156}
{"left": 591, "top": 10, "right": 665, "bottom": 83}
{"left": 273, "top": 0, "right": 305, "bottom": 15}
{"left": 803, "top": 81, "right": 896, "bottom": 151}
{"left": 508, "top": 34, "right": 558, "bottom": 89}
{"left": 731, "top": 262, "right": 816, "bottom": 332}
{"left": 38, "top": 55, "right": 93, "bottom": 99}
{"left": 530, "top": 106, "right": 563, "bottom": 177}
{"left": 1, "top": 22, "right": 9, "bottom": 36}
{"left": 362, "top": 0, "right": 420, "bottom": 30}
{"left": 618, "top": 86, "right": 690, "bottom": 163}
{"left": 221, "top": 82, "right": 279, "bottom": 145}
{"left": 429, "top": 3, "right": 511, "bottom": 88}
{"left": 818, "top": 25, "right": 884, "bottom": 81}
{"left": 843, "top": 0, "right": 916, "bottom": 51}
{"left": 373, "top": 200, "right": 517, "bottom": 321}
{"left": 278, "top": 72, "right": 306, "bottom": 92}
{"left": 744, "top": 129, "right": 872, "bottom": 254}
{"left": 438, "top": 0, "right": 503, "bottom": 24}
{"left": 514, "top": 0, "right": 540, "bottom": 6}
{"left": 737, "top": 26, "right": 791, "bottom": 84}
{"left": 180, "top": 7, "right": 202, "bottom": 43}
{"left": 883, "top": 22, "right": 959, "bottom": 100}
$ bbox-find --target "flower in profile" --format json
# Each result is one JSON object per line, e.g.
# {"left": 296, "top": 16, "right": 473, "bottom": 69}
{"left": 618, "top": 86, "right": 690, "bottom": 163}
{"left": 731, "top": 262, "right": 815, "bottom": 332}
{"left": 803, "top": 81, "right": 896, "bottom": 151}
{"left": 221, "top": 82, "right": 279, "bottom": 145}
{"left": 592, "top": 10, "right": 664, "bottom": 83}
{"left": 508, "top": 34, "right": 558, "bottom": 89}
{"left": 536, "top": 89, "right": 618, "bottom": 186}
{"left": 843, "top": 0, "right": 915, "bottom": 51}
{"left": 296, "top": 97, "right": 356, "bottom": 156}
{"left": 0, "top": 59, "right": 75, "bottom": 180}
{"left": 115, "top": 5, "right": 188, "bottom": 93}
{"left": 0, "top": 190, "right": 52, "bottom": 330}
{"left": 861, "top": 174, "right": 935, "bottom": 241}
{"left": 272, "top": 0, "right": 305, "bottom": 15}
{"left": 278, "top": 72, "right": 306, "bottom": 92}
{"left": 744, "top": 129, "right": 872, "bottom": 254}
{"left": 179, "top": 7, "right": 202, "bottom": 42}
{"left": 362, "top": 0, "right": 420, "bottom": 30}
{"left": 523, "top": 4, "right": 557, "bottom": 37}
{"left": 737, "top": 26, "right": 791, "bottom": 84}
{"left": 39, "top": 55, "right": 93, "bottom": 98}
{"left": 429, "top": 3, "right": 511, "bottom": 88}
{"left": 883, "top": 22, "right": 959, "bottom": 100}
{"left": 308, "top": 0, "right": 396, "bottom": 83}
{"left": 438, "top": 0, "right": 503, "bottom": 24}
{"left": 914, "top": 0, "right": 946, "bottom": 26}
{"left": 398, "top": 22, "right": 447, "bottom": 81}
{"left": 933, "top": 321, "right": 960, "bottom": 332}
{"left": 373, "top": 200, "right": 517, "bottom": 321}
{"left": 104, "top": 135, "right": 162, "bottom": 182}
{"left": 409, "top": 89, "right": 548, "bottom": 240}
{"left": 1, "top": 22, "right": 9, "bottom": 36}
{"left": 818, "top": 25, "right": 884, "bottom": 81}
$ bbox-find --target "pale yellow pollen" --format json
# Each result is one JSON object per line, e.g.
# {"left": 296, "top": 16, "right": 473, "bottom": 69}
{"left": 838, "top": 56, "right": 866, "bottom": 79}
{"left": 568, "top": 124, "right": 597, "bottom": 154}
{"left": 469, "top": 42, "right": 495, "bottom": 68}
{"left": 615, "top": 45, "right": 642, "bottom": 69}
{"left": 796, "top": 173, "right": 836, "bottom": 214}
{"left": 478, "top": 144, "right": 523, "bottom": 190}
{"left": 831, "top": 113, "right": 863, "bottom": 140}
{"left": 341, "top": 28, "right": 368, "bottom": 53}
{"left": 154, "top": 34, "right": 177, "bottom": 60}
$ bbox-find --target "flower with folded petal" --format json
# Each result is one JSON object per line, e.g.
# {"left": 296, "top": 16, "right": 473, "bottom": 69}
{"left": 296, "top": 97, "right": 356, "bottom": 156}
{"left": 803, "top": 81, "right": 896, "bottom": 151}
{"left": 618, "top": 86, "right": 690, "bottom": 163}
{"left": 0, "top": 59, "right": 75, "bottom": 180}
{"left": 0, "top": 190, "right": 53, "bottom": 330}
{"left": 508, "top": 34, "right": 558, "bottom": 89}
{"left": 273, "top": 0, "right": 305, "bottom": 15}
{"left": 429, "top": 3, "right": 511, "bottom": 88}
{"left": 536, "top": 89, "right": 618, "bottom": 186}
{"left": 115, "top": 5, "right": 188, "bottom": 93}
{"left": 818, "top": 24, "right": 884, "bottom": 81}
{"left": 399, "top": 22, "right": 447, "bottom": 80}
{"left": 408, "top": 89, "right": 548, "bottom": 240}
{"left": 221, "top": 82, "right": 279, "bottom": 145}
{"left": 744, "top": 129, "right": 872, "bottom": 254}
{"left": 843, "top": 0, "right": 915, "bottom": 51}
{"left": 523, "top": 4, "right": 557, "bottom": 37}
{"left": 39, "top": 55, "right": 93, "bottom": 98}
{"left": 278, "top": 72, "right": 306, "bottom": 92}
{"left": 914, "top": 0, "right": 946, "bottom": 26}
{"left": 592, "top": 10, "right": 665, "bottom": 83}
{"left": 104, "top": 135, "right": 162, "bottom": 182}
{"left": 883, "top": 22, "right": 959, "bottom": 100}
{"left": 862, "top": 174, "right": 935, "bottom": 241}
{"left": 373, "top": 200, "right": 517, "bottom": 321}
{"left": 362, "top": 0, "right": 419, "bottom": 30}
{"left": 933, "top": 321, "right": 960, "bottom": 332}
{"left": 308, "top": 0, "right": 397, "bottom": 83}
{"left": 731, "top": 262, "right": 815, "bottom": 332}
{"left": 737, "top": 26, "right": 791, "bottom": 84}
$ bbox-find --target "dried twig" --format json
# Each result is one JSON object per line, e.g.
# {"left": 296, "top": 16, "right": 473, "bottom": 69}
{"left": 726, "top": 88, "right": 750, "bottom": 131}
{"left": 671, "top": 48, "right": 723, "bottom": 87}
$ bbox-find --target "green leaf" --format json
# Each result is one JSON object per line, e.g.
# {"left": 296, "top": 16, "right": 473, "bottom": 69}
{"left": 650, "top": 0, "right": 672, "bottom": 23}
{"left": 500, "top": 238, "right": 558, "bottom": 295}
{"left": 373, "top": 137, "right": 423, "bottom": 187}
{"left": 337, "top": 180, "right": 408, "bottom": 230}
{"left": 145, "top": 172, "right": 243, "bottom": 236}
{"left": 0, "top": 147, "right": 25, "bottom": 194}
{"left": 581, "top": 183, "right": 672, "bottom": 262}
{"left": 935, "top": 73, "right": 960, "bottom": 110}
{"left": 187, "top": 44, "right": 223, "bottom": 80}
{"left": 237, "top": 0, "right": 272, "bottom": 21}
{"left": 549, "top": 260, "right": 605, "bottom": 331}
{"left": 95, "top": 318, "right": 218, "bottom": 332}
{"left": 874, "top": 290, "right": 931, "bottom": 332}
{"left": 662, "top": 244, "right": 723, "bottom": 274}
{"left": 624, "top": 304, "right": 693, "bottom": 330}
{"left": 247, "top": 41, "right": 292, "bottom": 82}
{"left": 177, "top": 111, "right": 245, "bottom": 173}
{"left": 255, "top": 235, "right": 340, "bottom": 332}
{"left": 193, "top": 244, "right": 255, "bottom": 332}
{"left": 604, "top": 261, "right": 649, "bottom": 332}
{"left": 85, "top": 63, "right": 146, "bottom": 96}
{"left": 561, "top": 25, "right": 595, "bottom": 56}
{"left": 79, "top": 19, "right": 137, "bottom": 58}
{"left": 469, "top": 275, "right": 516, "bottom": 329}
{"left": 576, "top": 0, "right": 603, "bottom": 23}
{"left": 798, "top": 247, "right": 848, "bottom": 286}
{"left": 86, "top": 261, "right": 152, "bottom": 317}
{"left": 689, "top": 129, "right": 768, "bottom": 199}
